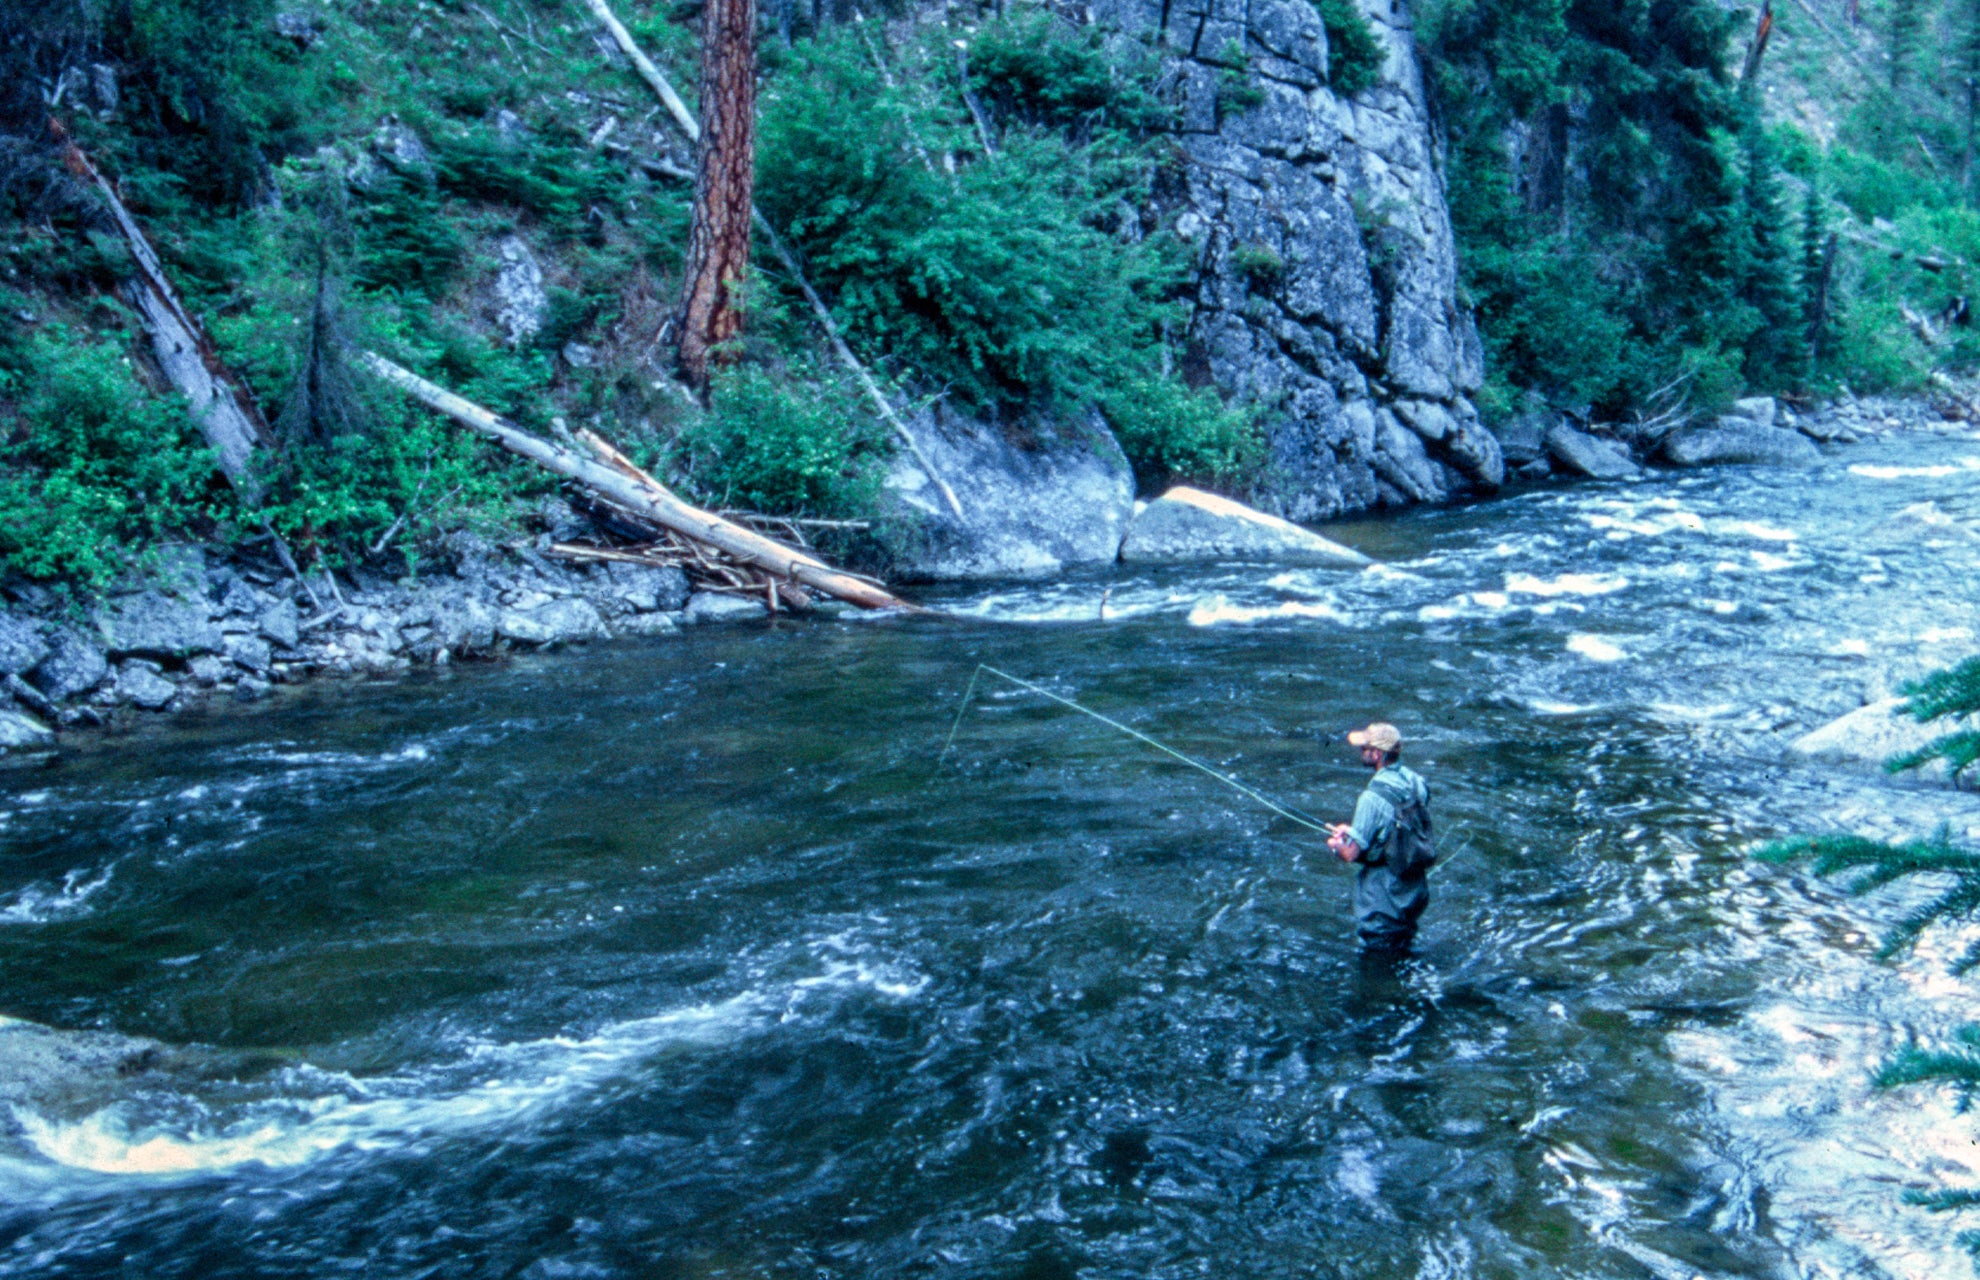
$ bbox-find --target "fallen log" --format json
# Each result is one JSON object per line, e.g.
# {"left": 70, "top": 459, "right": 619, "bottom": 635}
{"left": 359, "top": 351, "right": 921, "bottom": 612}
{"left": 578, "top": 0, "right": 966, "bottom": 521}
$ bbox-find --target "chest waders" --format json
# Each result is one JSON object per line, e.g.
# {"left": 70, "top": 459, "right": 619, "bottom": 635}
{"left": 1355, "top": 775, "right": 1434, "bottom": 951}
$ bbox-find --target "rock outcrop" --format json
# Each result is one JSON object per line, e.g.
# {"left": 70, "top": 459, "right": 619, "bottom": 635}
{"left": 883, "top": 407, "right": 1137, "bottom": 580}
{"left": 1121, "top": 486, "right": 1371, "bottom": 565}
{"left": 1097, "top": 0, "right": 1488, "bottom": 519}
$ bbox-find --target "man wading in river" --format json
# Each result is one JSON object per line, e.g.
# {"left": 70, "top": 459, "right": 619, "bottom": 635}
{"left": 1326, "top": 722, "right": 1435, "bottom": 952}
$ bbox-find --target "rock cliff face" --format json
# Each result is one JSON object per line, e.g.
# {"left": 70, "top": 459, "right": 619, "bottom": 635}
{"left": 1120, "top": 0, "right": 1496, "bottom": 520}
{"left": 888, "top": 0, "right": 1492, "bottom": 577}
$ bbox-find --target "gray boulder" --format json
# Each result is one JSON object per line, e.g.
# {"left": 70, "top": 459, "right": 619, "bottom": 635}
{"left": 1121, "top": 486, "right": 1371, "bottom": 567}
{"left": 1788, "top": 697, "right": 1965, "bottom": 779}
{"left": 1491, "top": 412, "right": 1548, "bottom": 467}
{"left": 882, "top": 407, "right": 1135, "bottom": 580}
{"left": 259, "top": 599, "right": 301, "bottom": 650}
{"left": 1663, "top": 422, "right": 1820, "bottom": 468}
{"left": 188, "top": 655, "right": 232, "bottom": 686}
{"left": 29, "top": 629, "right": 108, "bottom": 700}
{"left": 496, "top": 598, "right": 609, "bottom": 646}
{"left": 1545, "top": 424, "right": 1641, "bottom": 480}
{"left": 617, "top": 611, "right": 682, "bottom": 637}
{"left": 95, "top": 591, "right": 223, "bottom": 659}
{"left": 604, "top": 561, "right": 689, "bottom": 613}
{"left": 225, "top": 634, "right": 274, "bottom": 674}
{"left": 0, "top": 709, "right": 55, "bottom": 751}
{"left": 682, "top": 592, "right": 768, "bottom": 624}
{"left": 430, "top": 598, "right": 497, "bottom": 654}
{"left": 0, "top": 613, "right": 49, "bottom": 676}
{"left": 116, "top": 661, "right": 178, "bottom": 711}
{"left": 1726, "top": 396, "right": 1778, "bottom": 429}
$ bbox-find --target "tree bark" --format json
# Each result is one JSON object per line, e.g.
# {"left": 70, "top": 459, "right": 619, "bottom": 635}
{"left": 675, "top": 0, "right": 758, "bottom": 391}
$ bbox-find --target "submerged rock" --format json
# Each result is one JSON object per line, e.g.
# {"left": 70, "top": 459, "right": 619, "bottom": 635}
{"left": 0, "top": 709, "right": 55, "bottom": 751}
{"left": 1121, "top": 486, "right": 1371, "bottom": 567}
{"left": 883, "top": 407, "right": 1135, "bottom": 580}
{"left": 1544, "top": 424, "right": 1640, "bottom": 480}
{"left": 1788, "top": 697, "right": 1965, "bottom": 779}
{"left": 682, "top": 592, "right": 768, "bottom": 624}
{"left": 1664, "top": 422, "right": 1820, "bottom": 468}
{"left": 0, "top": 1017, "right": 173, "bottom": 1111}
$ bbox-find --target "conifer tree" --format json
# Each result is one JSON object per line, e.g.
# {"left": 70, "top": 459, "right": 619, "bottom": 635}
{"left": 1800, "top": 183, "right": 1838, "bottom": 370}
{"left": 1738, "top": 106, "right": 1806, "bottom": 387}
{"left": 1887, "top": 0, "right": 1928, "bottom": 90}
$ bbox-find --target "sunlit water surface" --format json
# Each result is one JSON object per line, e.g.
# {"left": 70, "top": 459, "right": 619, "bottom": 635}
{"left": 6, "top": 433, "right": 1980, "bottom": 1278}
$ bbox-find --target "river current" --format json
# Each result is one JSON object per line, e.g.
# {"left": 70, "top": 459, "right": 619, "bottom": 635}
{"left": 5, "top": 430, "right": 1980, "bottom": 1278}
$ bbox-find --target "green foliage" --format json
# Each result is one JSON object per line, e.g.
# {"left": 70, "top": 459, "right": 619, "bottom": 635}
{"left": 1423, "top": 0, "right": 1836, "bottom": 416}
{"left": 1232, "top": 242, "right": 1286, "bottom": 291}
{"left": 674, "top": 364, "right": 887, "bottom": 517}
{"left": 758, "top": 20, "right": 1232, "bottom": 489}
{"left": 1314, "top": 0, "right": 1385, "bottom": 95}
{"left": 1102, "top": 377, "right": 1258, "bottom": 484}
{"left": 1890, "top": 654, "right": 1980, "bottom": 779}
{"left": 964, "top": 14, "right": 1175, "bottom": 135}
{"left": 0, "top": 319, "right": 225, "bottom": 585}
{"left": 1214, "top": 41, "right": 1267, "bottom": 118}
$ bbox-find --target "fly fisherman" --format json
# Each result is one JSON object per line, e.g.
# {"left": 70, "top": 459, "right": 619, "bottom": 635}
{"left": 1326, "top": 722, "right": 1435, "bottom": 952}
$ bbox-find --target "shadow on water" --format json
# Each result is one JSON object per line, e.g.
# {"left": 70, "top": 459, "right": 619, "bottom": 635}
{"left": 6, "top": 433, "right": 1980, "bottom": 1276}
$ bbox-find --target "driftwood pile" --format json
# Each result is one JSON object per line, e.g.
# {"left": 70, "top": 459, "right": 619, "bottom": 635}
{"left": 361, "top": 354, "right": 917, "bottom": 613}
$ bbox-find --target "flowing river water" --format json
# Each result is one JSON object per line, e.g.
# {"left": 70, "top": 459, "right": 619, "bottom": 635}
{"left": 6, "top": 430, "right": 1980, "bottom": 1279}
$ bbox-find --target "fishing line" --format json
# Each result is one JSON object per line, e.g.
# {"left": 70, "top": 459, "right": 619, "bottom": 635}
{"left": 939, "top": 664, "right": 1331, "bottom": 834}
{"left": 939, "top": 665, "right": 1486, "bottom": 879}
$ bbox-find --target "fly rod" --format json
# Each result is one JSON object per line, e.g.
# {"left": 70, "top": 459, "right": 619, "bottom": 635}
{"left": 940, "top": 664, "right": 1331, "bottom": 834}
{"left": 940, "top": 665, "right": 1478, "bottom": 878}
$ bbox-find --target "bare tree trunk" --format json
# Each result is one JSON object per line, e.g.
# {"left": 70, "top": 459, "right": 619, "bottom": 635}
{"left": 675, "top": 0, "right": 758, "bottom": 392}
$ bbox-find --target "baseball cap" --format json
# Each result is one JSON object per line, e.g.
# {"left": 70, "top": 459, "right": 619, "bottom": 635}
{"left": 1347, "top": 722, "right": 1401, "bottom": 751}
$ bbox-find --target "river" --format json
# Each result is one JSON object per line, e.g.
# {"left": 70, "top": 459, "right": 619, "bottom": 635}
{"left": 4, "top": 429, "right": 1980, "bottom": 1279}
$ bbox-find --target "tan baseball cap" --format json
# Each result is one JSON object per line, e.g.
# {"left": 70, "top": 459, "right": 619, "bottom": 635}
{"left": 1347, "top": 722, "right": 1401, "bottom": 751}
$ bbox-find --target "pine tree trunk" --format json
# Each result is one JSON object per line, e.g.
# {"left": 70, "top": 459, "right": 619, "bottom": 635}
{"left": 675, "top": 0, "right": 758, "bottom": 393}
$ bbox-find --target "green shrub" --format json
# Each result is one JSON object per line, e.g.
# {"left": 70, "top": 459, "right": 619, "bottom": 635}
{"left": 1315, "top": 0, "right": 1385, "bottom": 95}
{"left": 1103, "top": 377, "right": 1258, "bottom": 484}
{"left": 963, "top": 13, "right": 1174, "bottom": 134}
{"left": 1232, "top": 242, "right": 1286, "bottom": 291}
{"left": 674, "top": 364, "right": 888, "bottom": 517}
{"left": 0, "top": 321, "right": 225, "bottom": 586}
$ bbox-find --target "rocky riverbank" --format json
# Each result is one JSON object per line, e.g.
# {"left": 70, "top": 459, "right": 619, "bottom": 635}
{"left": 0, "top": 390, "right": 1963, "bottom": 755}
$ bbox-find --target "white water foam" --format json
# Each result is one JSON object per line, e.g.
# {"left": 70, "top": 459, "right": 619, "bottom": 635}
{"left": 15, "top": 949, "right": 925, "bottom": 1180}
{"left": 1849, "top": 457, "right": 1980, "bottom": 480}
{"left": 0, "top": 866, "right": 113, "bottom": 925}
{"left": 1186, "top": 594, "right": 1351, "bottom": 628}
{"left": 1566, "top": 634, "right": 1628, "bottom": 663}
{"left": 1504, "top": 573, "right": 1630, "bottom": 598}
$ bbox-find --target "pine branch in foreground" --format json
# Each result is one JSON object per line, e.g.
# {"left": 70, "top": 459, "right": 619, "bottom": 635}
{"left": 1756, "top": 830, "right": 1980, "bottom": 967}
{"left": 1889, "top": 655, "right": 1980, "bottom": 780}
